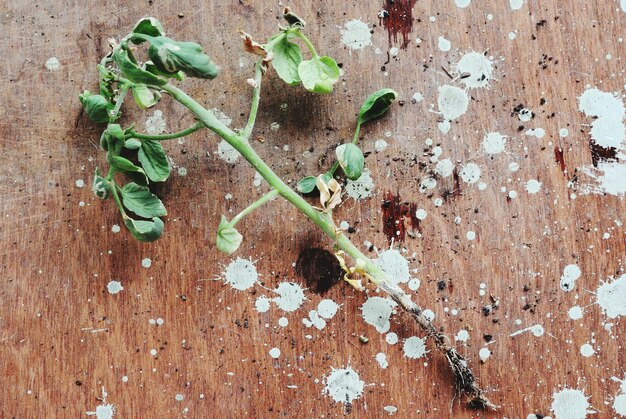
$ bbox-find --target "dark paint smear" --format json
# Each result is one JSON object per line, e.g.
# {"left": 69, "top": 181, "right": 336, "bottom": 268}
{"left": 554, "top": 147, "right": 566, "bottom": 173}
{"left": 381, "top": 191, "right": 420, "bottom": 244}
{"left": 589, "top": 141, "right": 618, "bottom": 167}
{"left": 380, "top": 0, "right": 417, "bottom": 49}
{"left": 296, "top": 248, "right": 342, "bottom": 294}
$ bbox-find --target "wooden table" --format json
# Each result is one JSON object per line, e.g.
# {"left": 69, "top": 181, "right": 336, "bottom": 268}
{"left": 1, "top": 1, "right": 625, "bottom": 417}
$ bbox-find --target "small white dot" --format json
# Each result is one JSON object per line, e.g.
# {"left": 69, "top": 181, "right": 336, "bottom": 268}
{"left": 141, "top": 258, "right": 152, "bottom": 268}
{"left": 466, "top": 231, "right": 476, "bottom": 240}
{"left": 150, "top": 349, "right": 158, "bottom": 356}
{"left": 269, "top": 347, "right": 281, "bottom": 358}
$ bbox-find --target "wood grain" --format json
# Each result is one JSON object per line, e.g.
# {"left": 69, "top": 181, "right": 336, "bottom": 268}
{"left": 1, "top": 0, "right": 625, "bottom": 417}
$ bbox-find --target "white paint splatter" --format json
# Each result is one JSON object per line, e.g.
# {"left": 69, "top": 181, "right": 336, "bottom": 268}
{"left": 255, "top": 296, "right": 270, "bottom": 313}
{"left": 145, "top": 110, "right": 166, "bottom": 134}
{"left": 76, "top": 179, "right": 85, "bottom": 188}
{"left": 508, "top": 31, "right": 517, "bottom": 40}
{"left": 510, "top": 324, "right": 544, "bottom": 337}
{"left": 303, "top": 309, "right": 327, "bottom": 330}
{"left": 361, "top": 297, "right": 396, "bottom": 333}
{"left": 559, "top": 128, "right": 569, "bottom": 137}
{"left": 323, "top": 366, "right": 365, "bottom": 404}
{"left": 455, "top": 329, "right": 470, "bottom": 342}
{"left": 217, "top": 140, "right": 240, "bottom": 163}
{"left": 560, "top": 264, "right": 581, "bottom": 292}
{"left": 375, "top": 139, "right": 389, "bottom": 152}
{"left": 455, "top": 51, "right": 494, "bottom": 89}
{"left": 437, "top": 85, "right": 469, "bottom": 121}
{"left": 273, "top": 282, "right": 306, "bottom": 312}
{"left": 384, "top": 406, "right": 398, "bottom": 414}
{"left": 375, "top": 352, "right": 388, "bottom": 369}
{"left": 177, "top": 167, "right": 187, "bottom": 177}
{"left": 479, "top": 347, "right": 491, "bottom": 362}
{"left": 596, "top": 274, "right": 626, "bottom": 319}
{"left": 318, "top": 299, "right": 340, "bottom": 319}
{"left": 346, "top": 168, "right": 374, "bottom": 200}
{"left": 278, "top": 317, "right": 289, "bottom": 327}
{"left": 580, "top": 343, "right": 595, "bottom": 357}
{"left": 438, "top": 36, "right": 451, "bottom": 51}
{"left": 86, "top": 387, "right": 115, "bottom": 418}
{"left": 340, "top": 20, "right": 372, "bottom": 50}
{"left": 385, "top": 332, "right": 399, "bottom": 345}
{"left": 568, "top": 306, "right": 583, "bottom": 320}
{"left": 209, "top": 108, "right": 232, "bottom": 127}
{"left": 111, "top": 224, "right": 120, "bottom": 233}
{"left": 269, "top": 347, "right": 281, "bottom": 359}
{"left": 482, "top": 132, "right": 507, "bottom": 155}
{"left": 460, "top": 163, "right": 481, "bottom": 184}
{"left": 412, "top": 92, "right": 424, "bottom": 103}
{"left": 578, "top": 161, "right": 626, "bottom": 196}
{"left": 551, "top": 388, "right": 592, "bottom": 419}
{"left": 455, "top": 0, "right": 471, "bottom": 8}
{"left": 46, "top": 57, "right": 61, "bottom": 71}
{"left": 375, "top": 249, "right": 411, "bottom": 285}
{"left": 525, "top": 128, "right": 546, "bottom": 139}
{"left": 415, "top": 209, "right": 427, "bottom": 220}
{"left": 435, "top": 159, "right": 454, "bottom": 177}
{"left": 612, "top": 375, "right": 626, "bottom": 416}
{"left": 141, "top": 258, "right": 152, "bottom": 268}
{"left": 518, "top": 108, "right": 533, "bottom": 122}
{"left": 525, "top": 179, "right": 542, "bottom": 194}
{"left": 107, "top": 281, "right": 123, "bottom": 295}
{"left": 509, "top": 0, "right": 525, "bottom": 11}
{"left": 222, "top": 258, "right": 258, "bottom": 291}
{"left": 403, "top": 336, "right": 428, "bottom": 359}
{"left": 578, "top": 88, "right": 625, "bottom": 149}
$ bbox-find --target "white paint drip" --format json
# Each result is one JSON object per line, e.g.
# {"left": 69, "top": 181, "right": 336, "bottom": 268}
{"left": 273, "top": 282, "right": 306, "bottom": 312}
{"left": 482, "top": 132, "right": 507, "bottom": 155}
{"left": 340, "top": 20, "right": 373, "bottom": 50}
{"left": 46, "top": 57, "right": 61, "bottom": 71}
{"left": 510, "top": 324, "right": 544, "bottom": 337}
{"left": 403, "top": 336, "right": 428, "bottom": 359}
{"left": 460, "top": 163, "right": 481, "bottom": 183}
{"left": 255, "top": 296, "right": 270, "bottom": 313}
{"left": 323, "top": 366, "right": 365, "bottom": 404}
{"left": 455, "top": 51, "right": 494, "bottom": 89}
{"left": 437, "top": 85, "right": 469, "bottom": 121}
{"left": 509, "top": 0, "right": 525, "bottom": 11}
{"left": 438, "top": 36, "right": 451, "bottom": 52}
{"left": 580, "top": 343, "right": 595, "bottom": 357}
{"left": 375, "top": 249, "right": 411, "bottom": 285}
{"left": 222, "top": 258, "right": 258, "bottom": 291}
{"left": 107, "top": 281, "right": 123, "bottom": 295}
{"left": 435, "top": 159, "right": 454, "bottom": 177}
{"left": 317, "top": 299, "right": 340, "bottom": 319}
{"left": 560, "top": 264, "right": 581, "bottom": 292}
{"left": 596, "top": 274, "right": 626, "bottom": 319}
{"left": 578, "top": 88, "right": 625, "bottom": 149}
{"left": 217, "top": 140, "right": 240, "bottom": 163}
{"left": 145, "top": 110, "right": 166, "bottom": 134}
{"left": 361, "top": 297, "right": 396, "bottom": 333}
{"left": 568, "top": 306, "right": 584, "bottom": 320}
{"left": 86, "top": 386, "right": 115, "bottom": 418}
{"left": 525, "top": 179, "right": 542, "bottom": 194}
{"left": 346, "top": 168, "right": 374, "bottom": 200}
{"left": 375, "top": 352, "right": 388, "bottom": 369}
{"left": 551, "top": 388, "right": 592, "bottom": 419}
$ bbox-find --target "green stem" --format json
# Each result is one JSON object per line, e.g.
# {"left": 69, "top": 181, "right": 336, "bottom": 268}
{"left": 230, "top": 189, "right": 279, "bottom": 226}
{"left": 107, "top": 178, "right": 127, "bottom": 218}
{"left": 241, "top": 62, "right": 263, "bottom": 140}
{"left": 109, "top": 84, "right": 130, "bottom": 122}
{"left": 127, "top": 122, "right": 205, "bottom": 141}
{"left": 292, "top": 30, "right": 318, "bottom": 57}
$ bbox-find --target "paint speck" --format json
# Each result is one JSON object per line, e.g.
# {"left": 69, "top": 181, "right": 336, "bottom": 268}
{"left": 375, "top": 352, "right": 388, "bottom": 369}
{"left": 86, "top": 387, "right": 115, "bottom": 419}
{"left": 422, "top": 309, "right": 435, "bottom": 321}
{"left": 76, "top": 179, "right": 85, "bottom": 188}
{"left": 107, "top": 280, "right": 123, "bottom": 295}
{"left": 551, "top": 388, "right": 591, "bottom": 419}
{"left": 596, "top": 274, "right": 626, "bottom": 319}
{"left": 318, "top": 299, "right": 340, "bottom": 319}
{"left": 438, "top": 36, "right": 451, "bottom": 51}
{"left": 559, "top": 128, "right": 569, "bottom": 137}
{"left": 209, "top": 108, "right": 232, "bottom": 126}
{"left": 46, "top": 57, "right": 61, "bottom": 71}
{"left": 403, "top": 336, "right": 428, "bottom": 359}
{"left": 518, "top": 108, "right": 533, "bottom": 122}
{"left": 278, "top": 317, "right": 289, "bottom": 327}
{"left": 375, "top": 139, "right": 389, "bottom": 152}
{"left": 509, "top": 162, "right": 520, "bottom": 172}
{"left": 580, "top": 343, "right": 595, "bottom": 357}
{"left": 437, "top": 85, "right": 469, "bottom": 121}
{"left": 415, "top": 209, "right": 427, "bottom": 220}
{"left": 455, "top": 329, "right": 470, "bottom": 342}
{"left": 455, "top": 51, "right": 494, "bottom": 89}
{"left": 346, "top": 168, "right": 374, "bottom": 200}
{"left": 121, "top": 376, "right": 128, "bottom": 383}
{"left": 560, "top": 264, "right": 581, "bottom": 292}
{"left": 177, "top": 167, "right": 187, "bottom": 177}
{"left": 525, "top": 179, "right": 542, "bottom": 194}
{"left": 460, "top": 163, "right": 481, "bottom": 184}
{"left": 578, "top": 88, "right": 625, "bottom": 149}
{"left": 568, "top": 306, "right": 583, "bottom": 320}
{"left": 526, "top": 128, "right": 546, "bottom": 138}
{"left": 455, "top": 0, "right": 471, "bottom": 8}
{"left": 385, "top": 332, "right": 399, "bottom": 345}
{"left": 508, "top": 31, "right": 517, "bottom": 40}
{"left": 361, "top": 297, "right": 396, "bottom": 333}
{"left": 217, "top": 140, "right": 240, "bottom": 163}
{"left": 323, "top": 366, "right": 365, "bottom": 404}
{"left": 273, "top": 282, "right": 306, "bottom": 312}
{"left": 340, "top": 19, "right": 372, "bottom": 50}
{"left": 141, "top": 258, "right": 152, "bottom": 268}
{"left": 412, "top": 92, "right": 423, "bottom": 103}
{"left": 255, "top": 296, "right": 270, "bottom": 313}
{"left": 150, "top": 349, "right": 157, "bottom": 356}
{"left": 509, "top": 0, "right": 525, "bottom": 11}
{"left": 222, "top": 258, "right": 258, "bottom": 291}
{"left": 145, "top": 110, "right": 166, "bottom": 134}
{"left": 269, "top": 347, "right": 281, "bottom": 359}
{"left": 384, "top": 406, "right": 398, "bottom": 414}
{"left": 175, "top": 394, "right": 184, "bottom": 402}
{"left": 508, "top": 190, "right": 518, "bottom": 199}
{"left": 482, "top": 132, "right": 507, "bottom": 155}
{"left": 111, "top": 224, "right": 120, "bottom": 233}
{"left": 435, "top": 159, "right": 454, "bottom": 177}
{"left": 375, "top": 249, "right": 411, "bottom": 285}
{"left": 479, "top": 347, "right": 491, "bottom": 362}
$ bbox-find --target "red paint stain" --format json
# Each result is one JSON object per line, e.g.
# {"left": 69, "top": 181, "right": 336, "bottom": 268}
{"left": 379, "top": 0, "right": 417, "bottom": 49}
{"left": 381, "top": 191, "right": 420, "bottom": 244}
{"left": 554, "top": 147, "right": 566, "bottom": 174}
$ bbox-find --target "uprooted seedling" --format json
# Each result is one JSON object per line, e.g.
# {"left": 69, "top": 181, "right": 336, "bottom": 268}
{"left": 80, "top": 8, "right": 496, "bottom": 410}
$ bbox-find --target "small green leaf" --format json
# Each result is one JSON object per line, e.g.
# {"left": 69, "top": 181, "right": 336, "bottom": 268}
{"left": 92, "top": 168, "right": 111, "bottom": 199}
{"left": 97, "top": 64, "right": 116, "bottom": 100}
{"left": 120, "top": 182, "right": 167, "bottom": 218}
{"left": 108, "top": 155, "right": 148, "bottom": 185}
{"left": 216, "top": 216, "right": 243, "bottom": 255}
{"left": 297, "top": 176, "right": 317, "bottom": 194}
{"left": 266, "top": 33, "right": 302, "bottom": 85}
{"left": 132, "top": 84, "right": 160, "bottom": 109}
{"left": 297, "top": 56, "right": 340, "bottom": 94}
{"left": 145, "top": 61, "right": 185, "bottom": 81}
{"left": 113, "top": 47, "right": 167, "bottom": 86}
{"left": 138, "top": 139, "right": 170, "bottom": 182}
{"left": 335, "top": 143, "right": 364, "bottom": 181}
{"left": 147, "top": 36, "right": 219, "bottom": 79}
{"left": 131, "top": 17, "right": 165, "bottom": 39}
{"left": 124, "top": 215, "right": 164, "bottom": 242}
{"left": 357, "top": 88, "right": 398, "bottom": 126}
{"left": 79, "top": 91, "right": 111, "bottom": 123}
{"left": 124, "top": 138, "right": 142, "bottom": 150}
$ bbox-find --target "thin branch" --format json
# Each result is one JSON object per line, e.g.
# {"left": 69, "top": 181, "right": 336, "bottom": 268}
{"left": 127, "top": 122, "right": 205, "bottom": 141}
{"left": 241, "top": 61, "right": 263, "bottom": 140}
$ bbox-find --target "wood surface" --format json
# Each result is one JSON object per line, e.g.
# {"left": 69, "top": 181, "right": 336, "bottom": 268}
{"left": 1, "top": 0, "right": 625, "bottom": 417}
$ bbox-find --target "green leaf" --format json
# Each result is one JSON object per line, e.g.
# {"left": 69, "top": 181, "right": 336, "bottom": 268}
{"left": 145, "top": 61, "right": 185, "bottom": 81}
{"left": 124, "top": 138, "right": 142, "bottom": 150}
{"left": 297, "top": 56, "right": 340, "bottom": 94}
{"left": 120, "top": 182, "right": 167, "bottom": 218}
{"left": 216, "top": 216, "right": 243, "bottom": 255}
{"left": 266, "top": 33, "right": 302, "bottom": 85}
{"left": 97, "top": 64, "right": 116, "bottom": 100}
{"left": 108, "top": 155, "right": 148, "bottom": 185}
{"left": 99, "top": 124, "right": 125, "bottom": 152}
{"left": 79, "top": 91, "right": 111, "bottom": 123}
{"left": 132, "top": 84, "right": 160, "bottom": 109}
{"left": 124, "top": 216, "right": 164, "bottom": 242}
{"left": 131, "top": 17, "right": 165, "bottom": 39}
{"left": 113, "top": 47, "right": 167, "bottom": 86}
{"left": 335, "top": 143, "right": 364, "bottom": 181}
{"left": 138, "top": 140, "right": 170, "bottom": 182}
{"left": 297, "top": 176, "right": 317, "bottom": 194}
{"left": 92, "top": 168, "right": 111, "bottom": 199}
{"left": 147, "top": 36, "right": 219, "bottom": 79}
{"left": 357, "top": 88, "right": 398, "bottom": 126}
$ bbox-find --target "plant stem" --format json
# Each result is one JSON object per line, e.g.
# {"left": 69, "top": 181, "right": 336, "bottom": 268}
{"left": 110, "top": 84, "right": 130, "bottom": 122}
{"left": 127, "top": 122, "right": 205, "bottom": 141}
{"left": 241, "top": 62, "right": 263, "bottom": 140}
{"left": 230, "top": 189, "right": 279, "bottom": 226}
{"left": 292, "top": 29, "right": 318, "bottom": 57}
{"left": 159, "top": 82, "right": 495, "bottom": 410}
